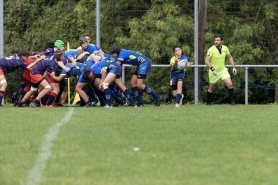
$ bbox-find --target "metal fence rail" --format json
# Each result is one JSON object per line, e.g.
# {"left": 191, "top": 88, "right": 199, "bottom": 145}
{"left": 122, "top": 64, "right": 278, "bottom": 105}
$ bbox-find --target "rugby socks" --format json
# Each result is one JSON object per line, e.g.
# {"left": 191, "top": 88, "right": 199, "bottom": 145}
{"left": 95, "top": 89, "right": 106, "bottom": 106}
{"left": 110, "top": 90, "right": 119, "bottom": 101}
{"left": 132, "top": 86, "right": 143, "bottom": 105}
{"left": 228, "top": 88, "right": 234, "bottom": 104}
{"left": 123, "top": 89, "right": 135, "bottom": 105}
{"left": 104, "top": 88, "right": 112, "bottom": 106}
{"left": 207, "top": 91, "right": 212, "bottom": 104}
{"left": 143, "top": 85, "right": 160, "bottom": 100}
{"left": 176, "top": 94, "right": 182, "bottom": 104}
{"left": 15, "top": 83, "right": 25, "bottom": 95}
{"left": 83, "top": 87, "right": 97, "bottom": 100}
{"left": 18, "top": 87, "right": 29, "bottom": 103}
{"left": 46, "top": 92, "right": 57, "bottom": 105}
{"left": 41, "top": 93, "right": 49, "bottom": 105}
{"left": 0, "top": 90, "right": 5, "bottom": 105}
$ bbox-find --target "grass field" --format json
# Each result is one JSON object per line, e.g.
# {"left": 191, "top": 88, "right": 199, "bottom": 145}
{"left": 1, "top": 104, "right": 278, "bottom": 185}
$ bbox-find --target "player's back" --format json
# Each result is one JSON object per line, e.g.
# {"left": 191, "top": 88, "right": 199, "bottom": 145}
{"left": 0, "top": 54, "right": 26, "bottom": 73}
{"left": 118, "top": 49, "right": 150, "bottom": 65}
{"left": 31, "top": 59, "right": 57, "bottom": 75}
{"left": 64, "top": 49, "right": 78, "bottom": 60}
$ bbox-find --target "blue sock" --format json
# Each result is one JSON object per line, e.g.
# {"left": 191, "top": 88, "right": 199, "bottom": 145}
{"left": 41, "top": 94, "right": 49, "bottom": 105}
{"left": 132, "top": 86, "right": 143, "bottom": 105}
{"left": 17, "top": 89, "right": 27, "bottom": 103}
{"left": 176, "top": 94, "right": 182, "bottom": 104}
{"left": 104, "top": 88, "right": 112, "bottom": 106}
{"left": 110, "top": 90, "right": 120, "bottom": 101}
{"left": 123, "top": 89, "right": 135, "bottom": 105}
{"left": 143, "top": 85, "right": 160, "bottom": 100}
{"left": 15, "top": 83, "right": 25, "bottom": 95}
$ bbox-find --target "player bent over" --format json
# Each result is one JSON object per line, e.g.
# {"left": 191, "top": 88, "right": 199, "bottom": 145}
{"left": 91, "top": 60, "right": 136, "bottom": 108}
{"left": 17, "top": 50, "right": 64, "bottom": 107}
{"left": 0, "top": 50, "right": 30, "bottom": 108}
{"left": 111, "top": 46, "right": 162, "bottom": 107}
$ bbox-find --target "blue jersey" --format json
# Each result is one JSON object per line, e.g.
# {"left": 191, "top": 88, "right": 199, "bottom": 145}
{"left": 103, "top": 53, "right": 116, "bottom": 61}
{"left": 170, "top": 55, "right": 188, "bottom": 79}
{"left": 31, "top": 59, "right": 58, "bottom": 75}
{"left": 0, "top": 54, "right": 27, "bottom": 74}
{"left": 85, "top": 59, "right": 96, "bottom": 67}
{"left": 64, "top": 49, "right": 78, "bottom": 60}
{"left": 117, "top": 49, "right": 150, "bottom": 66}
{"left": 86, "top": 53, "right": 115, "bottom": 66}
{"left": 84, "top": 44, "right": 101, "bottom": 55}
{"left": 61, "top": 62, "right": 85, "bottom": 77}
{"left": 91, "top": 60, "right": 120, "bottom": 75}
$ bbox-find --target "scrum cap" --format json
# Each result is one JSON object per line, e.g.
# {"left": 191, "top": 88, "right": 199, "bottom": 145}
{"left": 79, "top": 37, "right": 88, "bottom": 45}
{"left": 54, "top": 40, "right": 65, "bottom": 49}
{"left": 110, "top": 46, "right": 121, "bottom": 55}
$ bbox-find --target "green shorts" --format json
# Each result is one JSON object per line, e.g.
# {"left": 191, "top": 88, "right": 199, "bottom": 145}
{"left": 209, "top": 67, "right": 231, "bottom": 84}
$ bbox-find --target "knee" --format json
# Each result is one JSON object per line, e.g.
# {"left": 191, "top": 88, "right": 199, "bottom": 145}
{"left": 130, "top": 80, "right": 135, "bottom": 87}
{"left": 226, "top": 82, "right": 233, "bottom": 89}
{"left": 0, "top": 79, "right": 7, "bottom": 89}
{"left": 208, "top": 86, "right": 215, "bottom": 93}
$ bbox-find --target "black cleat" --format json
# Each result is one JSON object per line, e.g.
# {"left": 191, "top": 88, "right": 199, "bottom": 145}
{"left": 230, "top": 102, "right": 237, "bottom": 106}
{"left": 206, "top": 102, "right": 212, "bottom": 106}
{"left": 155, "top": 97, "right": 162, "bottom": 107}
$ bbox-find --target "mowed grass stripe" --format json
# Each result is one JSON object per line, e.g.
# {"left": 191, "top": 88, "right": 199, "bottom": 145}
{"left": 1, "top": 104, "right": 278, "bottom": 185}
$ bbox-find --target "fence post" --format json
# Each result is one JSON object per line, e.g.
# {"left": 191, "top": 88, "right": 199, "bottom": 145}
{"left": 245, "top": 66, "right": 249, "bottom": 105}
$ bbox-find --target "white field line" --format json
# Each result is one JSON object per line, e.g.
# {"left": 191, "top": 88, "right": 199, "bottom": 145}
{"left": 25, "top": 107, "right": 74, "bottom": 185}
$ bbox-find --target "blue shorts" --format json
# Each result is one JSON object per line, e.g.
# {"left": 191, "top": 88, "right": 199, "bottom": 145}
{"left": 108, "top": 65, "right": 122, "bottom": 78}
{"left": 77, "top": 73, "right": 90, "bottom": 83}
{"left": 134, "top": 60, "right": 151, "bottom": 76}
{"left": 170, "top": 74, "right": 185, "bottom": 86}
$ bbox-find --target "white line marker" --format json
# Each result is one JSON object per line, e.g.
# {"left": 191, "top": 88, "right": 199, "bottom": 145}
{"left": 25, "top": 107, "right": 74, "bottom": 185}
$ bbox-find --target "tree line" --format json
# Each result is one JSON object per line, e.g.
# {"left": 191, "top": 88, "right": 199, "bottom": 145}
{"left": 3, "top": 0, "right": 278, "bottom": 104}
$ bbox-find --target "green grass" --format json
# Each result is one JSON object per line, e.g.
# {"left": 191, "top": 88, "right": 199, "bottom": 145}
{"left": 1, "top": 104, "right": 278, "bottom": 185}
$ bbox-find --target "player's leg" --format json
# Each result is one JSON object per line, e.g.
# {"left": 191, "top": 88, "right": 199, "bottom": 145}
{"left": 175, "top": 79, "right": 184, "bottom": 107}
{"left": 36, "top": 81, "right": 51, "bottom": 100}
{"left": 101, "top": 73, "right": 117, "bottom": 107}
{"left": 45, "top": 82, "right": 60, "bottom": 107}
{"left": 130, "top": 72, "right": 144, "bottom": 106}
{"left": 92, "top": 78, "right": 106, "bottom": 106}
{"left": 207, "top": 83, "right": 216, "bottom": 105}
{"left": 223, "top": 77, "right": 236, "bottom": 105}
{"left": 59, "top": 79, "right": 68, "bottom": 105}
{"left": 0, "top": 70, "right": 7, "bottom": 107}
{"left": 137, "top": 61, "right": 162, "bottom": 106}
{"left": 207, "top": 70, "right": 221, "bottom": 105}
{"left": 114, "top": 78, "right": 136, "bottom": 106}
{"left": 75, "top": 82, "right": 90, "bottom": 106}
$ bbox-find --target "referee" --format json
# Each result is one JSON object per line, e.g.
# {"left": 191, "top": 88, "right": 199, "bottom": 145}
{"left": 205, "top": 34, "right": 237, "bottom": 105}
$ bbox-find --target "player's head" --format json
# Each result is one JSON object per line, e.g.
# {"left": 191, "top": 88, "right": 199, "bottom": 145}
{"left": 173, "top": 46, "right": 182, "bottom": 55}
{"left": 18, "top": 49, "right": 31, "bottom": 57}
{"left": 82, "top": 33, "right": 91, "bottom": 43}
{"left": 214, "top": 34, "right": 224, "bottom": 41}
{"left": 83, "top": 65, "right": 95, "bottom": 80}
{"left": 18, "top": 49, "right": 31, "bottom": 61}
{"left": 79, "top": 37, "right": 88, "bottom": 49}
{"left": 54, "top": 50, "right": 64, "bottom": 61}
{"left": 214, "top": 34, "right": 224, "bottom": 47}
{"left": 110, "top": 46, "right": 121, "bottom": 57}
{"left": 54, "top": 40, "right": 65, "bottom": 51}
